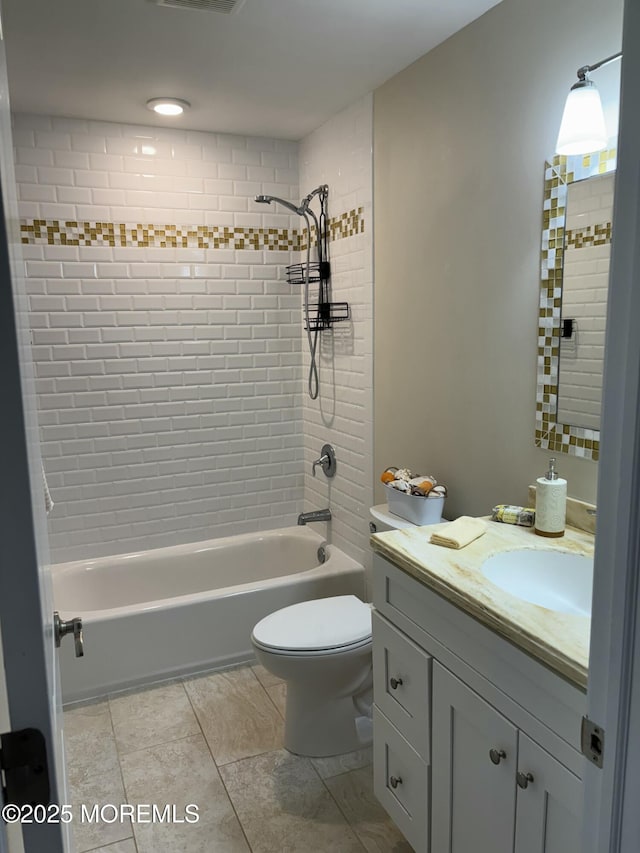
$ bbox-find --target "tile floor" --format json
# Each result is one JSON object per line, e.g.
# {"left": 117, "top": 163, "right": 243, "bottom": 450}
{"left": 63, "top": 664, "right": 412, "bottom": 853}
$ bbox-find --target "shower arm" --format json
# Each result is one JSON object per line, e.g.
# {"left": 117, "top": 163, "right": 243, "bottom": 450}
{"left": 301, "top": 184, "right": 328, "bottom": 212}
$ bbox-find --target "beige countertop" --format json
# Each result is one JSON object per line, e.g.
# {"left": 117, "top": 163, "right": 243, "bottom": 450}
{"left": 370, "top": 520, "right": 594, "bottom": 690}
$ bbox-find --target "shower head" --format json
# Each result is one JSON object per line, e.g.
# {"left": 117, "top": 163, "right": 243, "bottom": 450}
{"left": 254, "top": 194, "right": 303, "bottom": 216}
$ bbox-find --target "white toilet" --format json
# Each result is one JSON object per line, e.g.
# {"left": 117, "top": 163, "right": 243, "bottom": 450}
{"left": 251, "top": 595, "right": 373, "bottom": 757}
{"left": 369, "top": 502, "right": 447, "bottom": 533}
{"left": 251, "top": 506, "right": 442, "bottom": 758}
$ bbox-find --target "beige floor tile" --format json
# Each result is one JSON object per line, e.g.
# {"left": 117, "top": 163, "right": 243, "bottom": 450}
{"left": 220, "top": 748, "right": 364, "bottom": 853}
{"left": 89, "top": 840, "right": 137, "bottom": 853}
{"left": 69, "top": 767, "right": 131, "bottom": 852}
{"left": 266, "top": 682, "right": 286, "bottom": 718}
{"left": 311, "top": 746, "right": 373, "bottom": 779}
{"left": 109, "top": 682, "right": 200, "bottom": 755}
{"left": 120, "top": 734, "right": 249, "bottom": 853}
{"left": 251, "top": 663, "right": 284, "bottom": 688}
{"left": 63, "top": 701, "right": 119, "bottom": 788}
{"left": 184, "top": 667, "right": 283, "bottom": 765}
{"left": 325, "top": 767, "right": 413, "bottom": 853}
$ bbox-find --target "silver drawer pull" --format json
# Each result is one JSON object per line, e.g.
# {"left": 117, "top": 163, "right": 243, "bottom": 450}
{"left": 489, "top": 748, "right": 506, "bottom": 765}
{"left": 389, "top": 775, "right": 402, "bottom": 789}
{"left": 389, "top": 677, "right": 403, "bottom": 690}
{"left": 517, "top": 771, "right": 534, "bottom": 789}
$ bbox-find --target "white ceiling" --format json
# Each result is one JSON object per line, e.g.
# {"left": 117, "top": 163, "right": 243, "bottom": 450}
{"left": 2, "top": 0, "right": 501, "bottom": 140}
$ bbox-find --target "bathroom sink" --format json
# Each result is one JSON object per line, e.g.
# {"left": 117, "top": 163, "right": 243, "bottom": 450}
{"left": 480, "top": 549, "right": 593, "bottom": 616}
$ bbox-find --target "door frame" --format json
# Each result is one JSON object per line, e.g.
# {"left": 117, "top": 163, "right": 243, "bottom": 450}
{"left": 0, "top": 7, "right": 67, "bottom": 851}
{"left": 582, "top": 0, "right": 640, "bottom": 848}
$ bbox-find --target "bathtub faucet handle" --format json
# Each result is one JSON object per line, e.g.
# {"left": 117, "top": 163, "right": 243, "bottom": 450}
{"left": 312, "top": 444, "right": 336, "bottom": 478}
{"left": 54, "top": 611, "right": 84, "bottom": 658}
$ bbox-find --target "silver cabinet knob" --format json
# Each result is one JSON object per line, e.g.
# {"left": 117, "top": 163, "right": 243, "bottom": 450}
{"left": 389, "top": 677, "right": 403, "bottom": 690}
{"left": 517, "top": 771, "right": 534, "bottom": 789}
{"left": 389, "top": 775, "right": 402, "bottom": 789}
{"left": 489, "top": 748, "right": 507, "bottom": 765}
{"left": 54, "top": 611, "right": 84, "bottom": 658}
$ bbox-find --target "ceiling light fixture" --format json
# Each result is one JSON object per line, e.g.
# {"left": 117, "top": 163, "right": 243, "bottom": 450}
{"left": 556, "top": 52, "right": 621, "bottom": 156}
{"left": 146, "top": 97, "right": 191, "bottom": 116}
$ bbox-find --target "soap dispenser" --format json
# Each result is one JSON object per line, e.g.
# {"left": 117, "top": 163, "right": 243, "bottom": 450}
{"left": 534, "top": 457, "right": 567, "bottom": 538}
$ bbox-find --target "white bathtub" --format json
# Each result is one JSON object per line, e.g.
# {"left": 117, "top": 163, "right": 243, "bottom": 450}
{"left": 53, "top": 526, "right": 365, "bottom": 704}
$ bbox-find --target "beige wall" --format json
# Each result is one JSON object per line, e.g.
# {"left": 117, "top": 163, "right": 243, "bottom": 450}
{"left": 374, "top": 0, "right": 622, "bottom": 518}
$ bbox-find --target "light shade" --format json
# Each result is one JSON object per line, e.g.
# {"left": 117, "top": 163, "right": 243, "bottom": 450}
{"left": 146, "top": 97, "right": 190, "bottom": 116}
{"left": 556, "top": 80, "right": 608, "bottom": 155}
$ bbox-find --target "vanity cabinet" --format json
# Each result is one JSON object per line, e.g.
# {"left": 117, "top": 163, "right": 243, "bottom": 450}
{"left": 432, "top": 663, "right": 582, "bottom": 853}
{"left": 371, "top": 552, "right": 586, "bottom": 853}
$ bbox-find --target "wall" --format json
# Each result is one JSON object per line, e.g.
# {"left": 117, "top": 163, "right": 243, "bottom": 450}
{"left": 374, "top": 0, "right": 623, "bottom": 515}
{"left": 298, "top": 95, "right": 374, "bottom": 572}
{"left": 14, "top": 114, "right": 304, "bottom": 562}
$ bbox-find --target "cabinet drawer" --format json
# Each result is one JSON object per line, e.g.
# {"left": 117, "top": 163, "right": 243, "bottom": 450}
{"left": 373, "top": 706, "right": 429, "bottom": 853}
{"left": 373, "top": 610, "right": 431, "bottom": 761}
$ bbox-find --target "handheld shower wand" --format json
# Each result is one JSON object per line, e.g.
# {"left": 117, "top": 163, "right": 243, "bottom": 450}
{"left": 255, "top": 187, "right": 329, "bottom": 400}
{"left": 254, "top": 194, "right": 303, "bottom": 216}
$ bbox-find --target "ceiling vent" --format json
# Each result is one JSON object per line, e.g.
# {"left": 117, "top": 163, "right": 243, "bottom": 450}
{"left": 148, "top": 0, "right": 246, "bottom": 13}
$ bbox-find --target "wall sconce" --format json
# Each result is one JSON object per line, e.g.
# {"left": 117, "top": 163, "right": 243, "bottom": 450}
{"left": 556, "top": 52, "right": 622, "bottom": 156}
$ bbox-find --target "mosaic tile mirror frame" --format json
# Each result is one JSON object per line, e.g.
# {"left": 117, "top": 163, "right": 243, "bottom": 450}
{"left": 536, "top": 147, "right": 617, "bottom": 462}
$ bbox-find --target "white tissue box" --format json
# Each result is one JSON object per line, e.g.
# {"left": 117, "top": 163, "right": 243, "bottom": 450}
{"left": 386, "top": 486, "right": 446, "bottom": 526}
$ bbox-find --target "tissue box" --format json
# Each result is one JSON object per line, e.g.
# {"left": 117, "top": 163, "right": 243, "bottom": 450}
{"left": 386, "top": 486, "right": 445, "bottom": 525}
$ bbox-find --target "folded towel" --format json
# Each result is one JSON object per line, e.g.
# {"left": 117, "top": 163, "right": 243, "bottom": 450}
{"left": 430, "top": 516, "right": 486, "bottom": 549}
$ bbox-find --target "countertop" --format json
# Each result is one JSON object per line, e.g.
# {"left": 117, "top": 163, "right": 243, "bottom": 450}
{"left": 370, "top": 520, "right": 594, "bottom": 689}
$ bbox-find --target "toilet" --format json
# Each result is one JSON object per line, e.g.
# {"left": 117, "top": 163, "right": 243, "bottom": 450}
{"left": 251, "top": 595, "right": 373, "bottom": 757}
{"left": 251, "top": 506, "right": 442, "bottom": 758}
{"left": 369, "top": 501, "right": 447, "bottom": 533}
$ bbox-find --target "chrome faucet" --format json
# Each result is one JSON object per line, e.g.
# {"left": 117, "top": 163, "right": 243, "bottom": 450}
{"left": 297, "top": 508, "right": 332, "bottom": 525}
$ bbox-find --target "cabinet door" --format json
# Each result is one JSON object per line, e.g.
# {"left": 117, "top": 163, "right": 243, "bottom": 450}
{"left": 432, "top": 662, "right": 518, "bottom": 853}
{"left": 514, "top": 733, "right": 582, "bottom": 853}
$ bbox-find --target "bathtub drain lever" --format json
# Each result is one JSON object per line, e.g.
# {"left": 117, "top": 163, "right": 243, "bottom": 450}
{"left": 53, "top": 611, "right": 84, "bottom": 658}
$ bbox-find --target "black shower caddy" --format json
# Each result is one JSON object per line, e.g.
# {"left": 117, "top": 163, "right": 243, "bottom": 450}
{"left": 285, "top": 192, "right": 350, "bottom": 332}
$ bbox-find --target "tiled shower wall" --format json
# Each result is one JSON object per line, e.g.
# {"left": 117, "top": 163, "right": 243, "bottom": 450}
{"left": 14, "top": 114, "right": 304, "bottom": 562}
{"left": 298, "top": 95, "right": 374, "bottom": 576}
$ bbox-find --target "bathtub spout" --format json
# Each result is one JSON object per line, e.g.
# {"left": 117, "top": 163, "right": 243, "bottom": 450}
{"left": 297, "top": 509, "right": 332, "bottom": 525}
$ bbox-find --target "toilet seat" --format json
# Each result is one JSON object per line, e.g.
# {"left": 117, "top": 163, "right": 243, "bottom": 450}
{"left": 251, "top": 595, "right": 372, "bottom": 655}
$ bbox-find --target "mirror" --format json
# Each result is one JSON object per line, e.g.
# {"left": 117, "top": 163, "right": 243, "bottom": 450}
{"left": 536, "top": 148, "right": 616, "bottom": 462}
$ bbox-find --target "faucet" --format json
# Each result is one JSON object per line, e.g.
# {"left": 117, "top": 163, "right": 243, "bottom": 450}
{"left": 297, "top": 508, "right": 332, "bottom": 525}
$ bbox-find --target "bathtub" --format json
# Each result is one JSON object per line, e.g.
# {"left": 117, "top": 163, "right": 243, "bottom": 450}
{"left": 53, "top": 526, "right": 365, "bottom": 704}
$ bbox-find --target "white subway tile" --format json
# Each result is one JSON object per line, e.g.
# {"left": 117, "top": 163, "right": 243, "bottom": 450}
{"left": 20, "top": 183, "right": 56, "bottom": 202}
{"left": 16, "top": 146, "right": 53, "bottom": 166}
{"left": 35, "top": 131, "right": 71, "bottom": 150}
{"left": 71, "top": 134, "right": 107, "bottom": 154}
{"left": 15, "top": 111, "right": 374, "bottom": 562}
{"left": 57, "top": 186, "right": 92, "bottom": 204}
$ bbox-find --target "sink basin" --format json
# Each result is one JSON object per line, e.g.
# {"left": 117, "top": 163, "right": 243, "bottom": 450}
{"left": 481, "top": 549, "right": 593, "bottom": 616}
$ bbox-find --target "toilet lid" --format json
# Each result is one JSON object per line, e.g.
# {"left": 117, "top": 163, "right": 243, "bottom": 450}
{"left": 252, "top": 595, "right": 372, "bottom": 653}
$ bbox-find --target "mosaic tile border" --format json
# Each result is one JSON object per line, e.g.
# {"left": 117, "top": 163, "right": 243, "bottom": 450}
{"left": 536, "top": 147, "right": 616, "bottom": 462}
{"left": 20, "top": 207, "right": 365, "bottom": 251}
{"left": 565, "top": 221, "right": 612, "bottom": 250}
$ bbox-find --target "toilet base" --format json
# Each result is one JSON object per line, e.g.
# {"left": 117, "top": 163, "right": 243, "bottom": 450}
{"left": 284, "top": 681, "right": 373, "bottom": 757}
